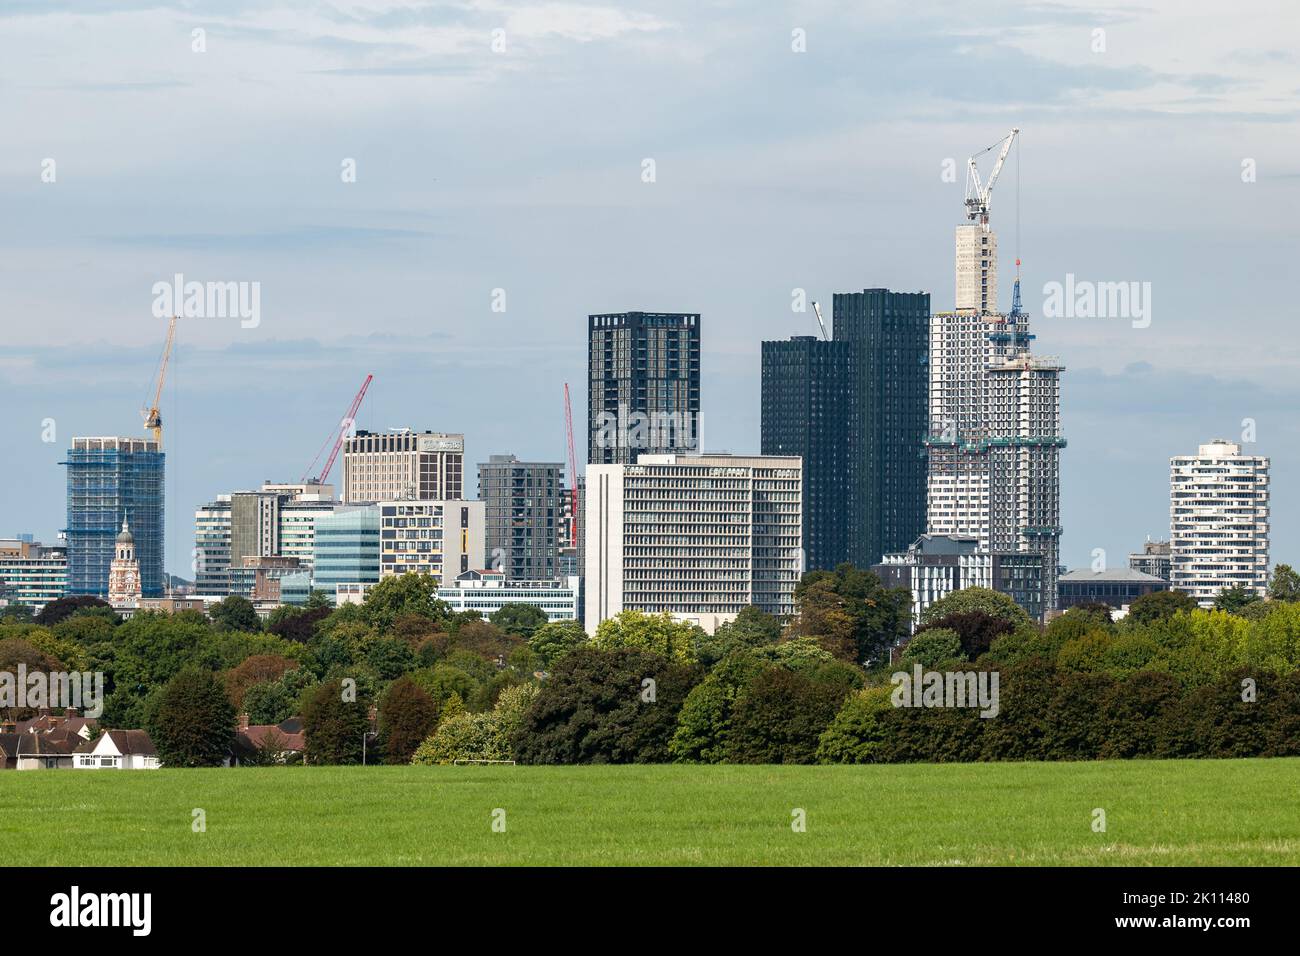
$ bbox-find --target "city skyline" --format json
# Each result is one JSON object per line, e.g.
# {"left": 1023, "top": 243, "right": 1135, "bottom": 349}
{"left": 2, "top": 0, "right": 1295, "bottom": 579}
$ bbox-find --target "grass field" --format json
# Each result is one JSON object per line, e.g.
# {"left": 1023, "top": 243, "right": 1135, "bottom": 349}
{"left": 2, "top": 759, "right": 1298, "bottom": 865}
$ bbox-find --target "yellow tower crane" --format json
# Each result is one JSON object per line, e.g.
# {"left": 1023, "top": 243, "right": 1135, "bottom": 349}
{"left": 141, "top": 316, "right": 177, "bottom": 448}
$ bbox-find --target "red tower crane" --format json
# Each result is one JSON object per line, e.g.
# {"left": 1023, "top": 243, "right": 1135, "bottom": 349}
{"left": 563, "top": 382, "right": 579, "bottom": 546}
{"left": 302, "top": 374, "right": 373, "bottom": 485}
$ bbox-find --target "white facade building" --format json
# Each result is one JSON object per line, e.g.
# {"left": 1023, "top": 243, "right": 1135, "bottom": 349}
{"left": 1170, "top": 440, "right": 1270, "bottom": 605}
{"left": 437, "top": 570, "right": 580, "bottom": 622}
{"left": 584, "top": 454, "right": 802, "bottom": 633}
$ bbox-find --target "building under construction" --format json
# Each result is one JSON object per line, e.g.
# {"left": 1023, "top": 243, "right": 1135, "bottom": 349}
{"left": 924, "top": 129, "right": 1065, "bottom": 613}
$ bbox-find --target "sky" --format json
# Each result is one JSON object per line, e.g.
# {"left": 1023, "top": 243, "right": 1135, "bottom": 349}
{"left": 1, "top": 0, "right": 1297, "bottom": 579}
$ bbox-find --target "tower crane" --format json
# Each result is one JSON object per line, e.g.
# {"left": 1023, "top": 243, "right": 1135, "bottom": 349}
{"left": 563, "top": 382, "right": 579, "bottom": 547}
{"left": 964, "top": 127, "right": 1018, "bottom": 231}
{"left": 141, "top": 315, "right": 177, "bottom": 448}
{"left": 302, "top": 374, "right": 373, "bottom": 485}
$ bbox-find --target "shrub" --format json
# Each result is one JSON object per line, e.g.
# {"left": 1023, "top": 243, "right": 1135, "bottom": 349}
{"left": 726, "top": 667, "right": 851, "bottom": 764}
{"left": 816, "top": 686, "right": 895, "bottom": 763}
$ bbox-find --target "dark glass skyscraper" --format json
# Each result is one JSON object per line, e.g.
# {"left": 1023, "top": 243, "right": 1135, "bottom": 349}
{"left": 63, "top": 436, "right": 165, "bottom": 597}
{"left": 760, "top": 337, "right": 853, "bottom": 572}
{"left": 833, "top": 289, "right": 930, "bottom": 566}
{"left": 588, "top": 312, "right": 700, "bottom": 466}
{"left": 761, "top": 290, "right": 929, "bottom": 571}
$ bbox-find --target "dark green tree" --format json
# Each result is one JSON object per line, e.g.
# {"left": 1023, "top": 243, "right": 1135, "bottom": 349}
{"left": 1268, "top": 564, "right": 1300, "bottom": 602}
{"left": 1214, "top": 585, "right": 1261, "bottom": 614}
{"left": 209, "top": 595, "right": 261, "bottom": 633}
{"left": 726, "top": 667, "right": 850, "bottom": 764}
{"left": 301, "top": 679, "right": 371, "bottom": 765}
{"left": 1125, "top": 588, "right": 1197, "bottom": 626}
{"left": 145, "top": 668, "right": 237, "bottom": 767}
{"left": 378, "top": 675, "right": 439, "bottom": 765}
{"left": 490, "top": 603, "right": 549, "bottom": 640}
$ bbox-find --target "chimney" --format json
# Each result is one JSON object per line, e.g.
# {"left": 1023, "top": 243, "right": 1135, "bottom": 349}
{"left": 64, "top": 707, "right": 77, "bottom": 719}
{"left": 238, "top": 713, "right": 250, "bottom": 732}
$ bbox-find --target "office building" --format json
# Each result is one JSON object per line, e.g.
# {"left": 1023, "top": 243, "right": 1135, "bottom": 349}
{"left": 585, "top": 454, "right": 802, "bottom": 633}
{"left": 437, "top": 570, "right": 580, "bottom": 623}
{"left": 341, "top": 429, "right": 464, "bottom": 503}
{"left": 874, "top": 533, "right": 1045, "bottom": 629}
{"left": 378, "top": 500, "right": 485, "bottom": 585}
{"left": 588, "top": 312, "right": 700, "bottom": 466}
{"left": 229, "top": 556, "right": 303, "bottom": 603}
{"left": 1170, "top": 440, "right": 1270, "bottom": 605}
{"left": 193, "top": 482, "right": 338, "bottom": 595}
{"left": 0, "top": 538, "right": 68, "bottom": 609}
{"left": 312, "top": 505, "right": 381, "bottom": 598}
{"left": 761, "top": 336, "right": 853, "bottom": 571}
{"left": 1058, "top": 568, "right": 1168, "bottom": 611}
{"left": 63, "top": 437, "right": 165, "bottom": 598}
{"left": 1129, "top": 539, "right": 1172, "bottom": 582}
{"left": 478, "top": 455, "right": 562, "bottom": 580}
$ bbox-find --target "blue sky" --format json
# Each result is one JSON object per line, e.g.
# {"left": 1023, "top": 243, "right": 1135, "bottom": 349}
{"left": 1, "top": 0, "right": 1297, "bottom": 577}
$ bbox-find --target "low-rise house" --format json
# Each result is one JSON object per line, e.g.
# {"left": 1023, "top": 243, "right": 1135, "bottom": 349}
{"left": 14, "top": 733, "right": 77, "bottom": 770}
{"left": 0, "top": 734, "right": 20, "bottom": 770}
{"left": 230, "top": 714, "right": 306, "bottom": 765}
{"left": 74, "top": 730, "right": 160, "bottom": 770}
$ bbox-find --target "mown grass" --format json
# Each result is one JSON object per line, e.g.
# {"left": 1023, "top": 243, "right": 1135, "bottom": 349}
{"left": 2, "top": 759, "right": 1298, "bottom": 865}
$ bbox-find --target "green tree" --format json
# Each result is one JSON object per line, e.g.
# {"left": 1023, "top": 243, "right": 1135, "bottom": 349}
{"left": 210, "top": 595, "right": 262, "bottom": 633}
{"left": 490, "top": 603, "right": 549, "bottom": 640}
{"left": 591, "top": 610, "right": 701, "bottom": 664}
{"left": 301, "top": 679, "right": 370, "bottom": 765}
{"left": 527, "top": 620, "right": 587, "bottom": 668}
{"left": 726, "top": 667, "right": 850, "bottom": 764}
{"left": 695, "top": 606, "right": 782, "bottom": 666}
{"left": 792, "top": 564, "right": 911, "bottom": 664}
{"left": 34, "top": 595, "right": 115, "bottom": 627}
{"left": 919, "top": 587, "right": 1030, "bottom": 629}
{"left": 897, "top": 628, "right": 965, "bottom": 669}
{"left": 411, "top": 683, "right": 538, "bottom": 765}
{"left": 1268, "top": 564, "right": 1300, "bottom": 602}
{"left": 1214, "top": 585, "right": 1261, "bottom": 614}
{"left": 1125, "top": 588, "right": 1197, "bottom": 626}
{"left": 378, "top": 675, "right": 439, "bottom": 764}
{"left": 816, "top": 685, "right": 896, "bottom": 764}
{"left": 361, "top": 573, "right": 450, "bottom": 630}
{"left": 512, "top": 647, "right": 700, "bottom": 764}
{"left": 145, "top": 668, "right": 237, "bottom": 767}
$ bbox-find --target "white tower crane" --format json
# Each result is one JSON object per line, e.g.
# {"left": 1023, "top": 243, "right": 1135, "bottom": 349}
{"left": 964, "top": 128, "right": 1018, "bottom": 232}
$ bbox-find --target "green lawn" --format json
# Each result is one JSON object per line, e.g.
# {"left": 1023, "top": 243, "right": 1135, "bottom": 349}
{"left": 2, "top": 759, "right": 1298, "bottom": 865}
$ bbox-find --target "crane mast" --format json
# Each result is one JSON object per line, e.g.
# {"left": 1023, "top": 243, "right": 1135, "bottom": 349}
{"left": 965, "top": 127, "right": 1018, "bottom": 231}
{"left": 141, "top": 315, "right": 177, "bottom": 448}
{"left": 811, "top": 301, "right": 829, "bottom": 341}
{"left": 563, "top": 383, "right": 579, "bottom": 547}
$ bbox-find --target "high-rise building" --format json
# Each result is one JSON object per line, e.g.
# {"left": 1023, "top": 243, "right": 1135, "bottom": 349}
{"left": 63, "top": 437, "right": 165, "bottom": 598}
{"left": 833, "top": 289, "right": 930, "bottom": 566}
{"left": 378, "top": 499, "right": 485, "bottom": 585}
{"left": 588, "top": 312, "right": 700, "bottom": 466}
{"left": 478, "top": 455, "right": 562, "bottom": 580}
{"left": 341, "top": 430, "right": 464, "bottom": 503}
{"left": 1170, "top": 440, "right": 1270, "bottom": 605}
{"left": 1129, "top": 539, "right": 1172, "bottom": 582}
{"left": 761, "top": 336, "right": 853, "bottom": 571}
{"left": 762, "top": 291, "right": 929, "bottom": 571}
{"left": 0, "top": 538, "right": 68, "bottom": 609}
{"left": 194, "top": 482, "right": 338, "bottom": 595}
{"left": 585, "top": 454, "right": 802, "bottom": 633}
{"left": 925, "top": 222, "right": 1064, "bottom": 613}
